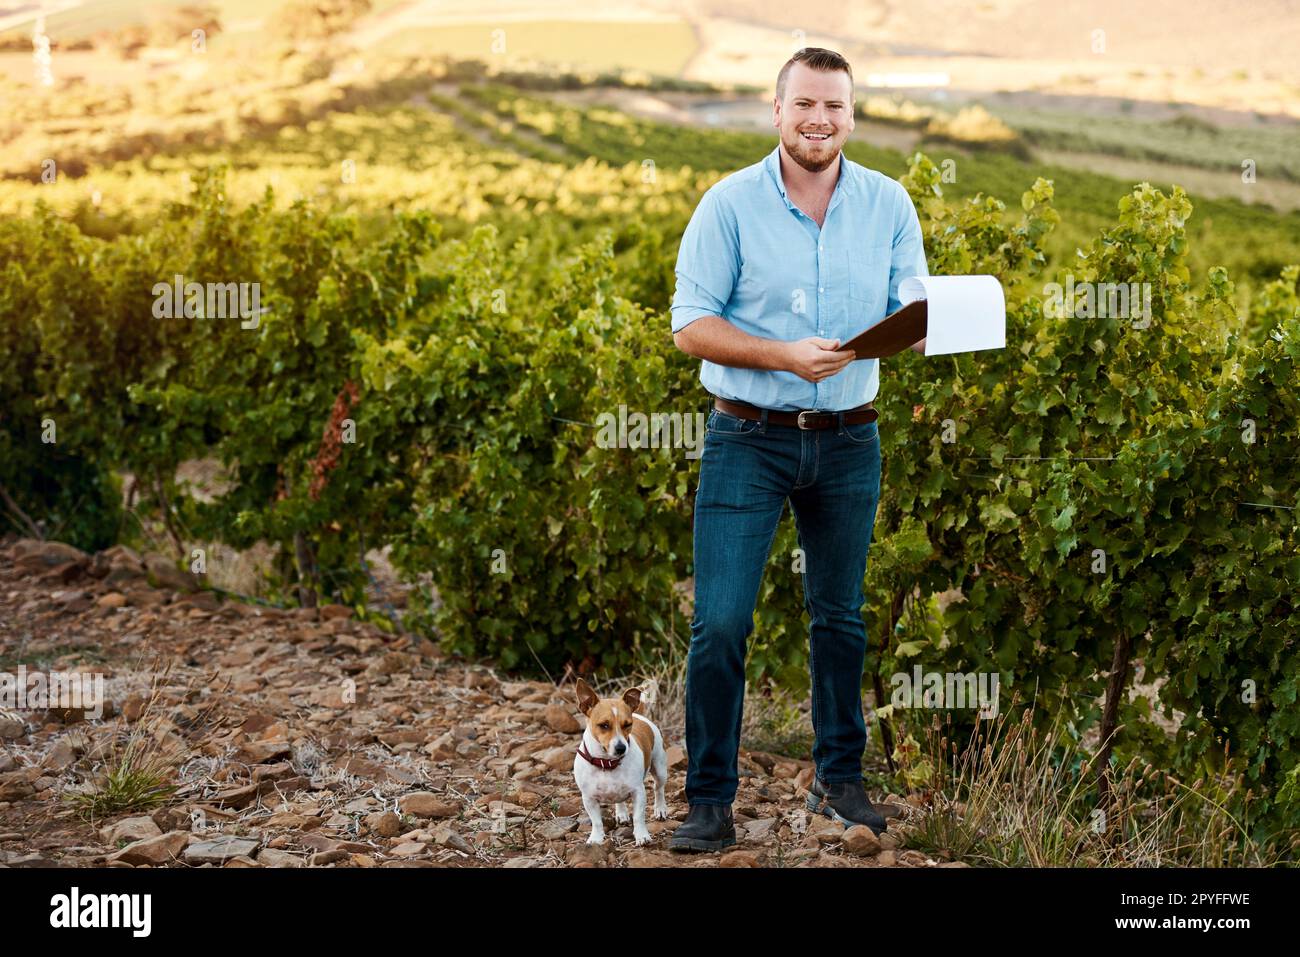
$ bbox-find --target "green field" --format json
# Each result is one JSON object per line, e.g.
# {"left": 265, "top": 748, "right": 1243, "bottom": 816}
{"left": 984, "top": 103, "right": 1300, "bottom": 184}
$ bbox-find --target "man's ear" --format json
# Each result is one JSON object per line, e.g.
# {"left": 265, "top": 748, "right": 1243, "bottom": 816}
{"left": 622, "top": 687, "right": 642, "bottom": 714}
{"left": 576, "top": 678, "right": 598, "bottom": 715}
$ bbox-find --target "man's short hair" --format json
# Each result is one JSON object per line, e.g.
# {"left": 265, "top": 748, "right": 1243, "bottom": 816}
{"left": 775, "top": 47, "right": 854, "bottom": 103}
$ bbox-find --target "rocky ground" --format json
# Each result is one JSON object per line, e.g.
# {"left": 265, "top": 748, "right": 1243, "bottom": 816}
{"left": 0, "top": 536, "right": 962, "bottom": 869}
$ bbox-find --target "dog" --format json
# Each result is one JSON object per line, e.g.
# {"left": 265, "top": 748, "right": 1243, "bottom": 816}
{"left": 573, "top": 678, "right": 669, "bottom": 845}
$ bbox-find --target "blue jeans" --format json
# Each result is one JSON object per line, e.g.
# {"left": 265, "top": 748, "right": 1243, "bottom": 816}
{"left": 685, "top": 405, "right": 882, "bottom": 806}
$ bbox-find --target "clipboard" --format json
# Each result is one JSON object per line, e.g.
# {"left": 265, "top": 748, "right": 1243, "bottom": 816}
{"left": 842, "top": 299, "right": 927, "bottom": 359}
{"left": 842, "top": 275, "right": 1006, "bottom": 359}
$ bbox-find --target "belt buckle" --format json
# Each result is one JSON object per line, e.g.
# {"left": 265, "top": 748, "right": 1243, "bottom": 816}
{"left": 797, "top": 410, "right": 818, "bottom": 430}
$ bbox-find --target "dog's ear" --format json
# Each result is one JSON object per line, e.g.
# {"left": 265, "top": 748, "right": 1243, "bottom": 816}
{"left": 575, "top": 678, "right": 598, "bottom": 715}
{"left": 622, "top": 687, "right": 642, "bottom": 713}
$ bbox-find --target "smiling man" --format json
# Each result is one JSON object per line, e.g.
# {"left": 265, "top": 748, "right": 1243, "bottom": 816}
{"left": 668, "top": 47, "right": 929, "bottom": 852}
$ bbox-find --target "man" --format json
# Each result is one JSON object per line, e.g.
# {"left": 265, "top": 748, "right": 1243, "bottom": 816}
{"left": 667, "top": 47, "right": 928, "bottom": 853}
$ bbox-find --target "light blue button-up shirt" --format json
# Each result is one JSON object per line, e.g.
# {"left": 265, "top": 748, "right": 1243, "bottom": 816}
{"left": 671, "top": 143, "right": 928, "bottom": 411}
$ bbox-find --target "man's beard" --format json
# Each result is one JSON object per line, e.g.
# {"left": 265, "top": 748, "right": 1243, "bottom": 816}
{"left": 783, "top": 129, "right": 840, "bottom": 173}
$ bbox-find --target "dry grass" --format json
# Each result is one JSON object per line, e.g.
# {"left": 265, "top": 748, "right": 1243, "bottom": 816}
{"left": 904, "top": 699, "right": 1280, "bottom": 867}
{"left": 62, "top": 659, "right": 225, "bottom": 822}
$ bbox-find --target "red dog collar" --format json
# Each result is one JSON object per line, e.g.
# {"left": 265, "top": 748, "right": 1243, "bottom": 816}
{"left": 577, "top": 741, "right": 623, "bottom": 770}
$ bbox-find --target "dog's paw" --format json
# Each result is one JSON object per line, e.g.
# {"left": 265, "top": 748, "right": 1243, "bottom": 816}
{"left": 586, "top": 832, "right": 606, "bottom": 846}
{"left": 614, "top": 808, "right": 630, "bottom": 825}
{"left": 653, "top": 806, "right": 669, "bottom": 821}
{"left": 633, "top": 829, "right": 653, "bottom": 846}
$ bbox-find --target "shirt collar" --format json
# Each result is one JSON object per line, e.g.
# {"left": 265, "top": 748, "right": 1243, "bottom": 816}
{"left": 765, "top": 143, "right": 853, "bottom": 212}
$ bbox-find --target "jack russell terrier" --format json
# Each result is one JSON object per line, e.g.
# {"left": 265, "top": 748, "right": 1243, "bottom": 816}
{"left": 573, "top": 678, "right": 669, "bottom": 845}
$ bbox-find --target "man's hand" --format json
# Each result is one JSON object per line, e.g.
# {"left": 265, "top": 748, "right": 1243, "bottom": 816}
{"left": 784, "top": 337, "right": 856, "bottom": 384}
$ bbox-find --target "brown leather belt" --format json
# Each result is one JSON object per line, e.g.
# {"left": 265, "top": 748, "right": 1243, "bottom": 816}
{"left": 714, "top": 397, "right": 877, "bottom": 429}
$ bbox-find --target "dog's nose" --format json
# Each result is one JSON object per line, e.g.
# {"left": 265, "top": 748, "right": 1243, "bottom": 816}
{"left": 614, "top": 741, "right": 626, "bottom": 754}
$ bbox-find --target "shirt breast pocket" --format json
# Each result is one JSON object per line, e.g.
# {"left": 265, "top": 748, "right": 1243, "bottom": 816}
{"left": 848, "top": 243, "right": 892, "bottom": 310}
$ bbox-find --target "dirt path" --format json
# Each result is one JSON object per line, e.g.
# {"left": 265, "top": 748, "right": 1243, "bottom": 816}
{"left": 0, "top": 536, "right": 950, "bottom": 869}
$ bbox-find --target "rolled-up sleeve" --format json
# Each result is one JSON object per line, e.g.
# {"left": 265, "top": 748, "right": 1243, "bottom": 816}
{"left": 887, "top": 183, "right": 929, "bottom": 316}
{"left": 671, "top": 187, "right": 740, "bottom": 334}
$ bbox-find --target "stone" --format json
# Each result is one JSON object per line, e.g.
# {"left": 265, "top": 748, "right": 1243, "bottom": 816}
{"left": 178, "top": 591, "right": 220, "bottom": 612}
{"left": 212, "top": 783, "right": 260, "bottom": 809}
{"left": 431, "top": 825, "right": 472, "bottom": 853}
{"left": 99, "top": 544, "right": 143, "bottom": 570}
{"left": 536, "top": 816, "right": 578, "bottom": 841}
{"left": 424, "top": 732, "right": 455, "bottom": 760}
{"left": 537, "top": 746, "right": 575, "bottom": 771}
{"left": 365, "top": 811, "right": 403, "bottom": 837}
{"left": 841, "top": 825, "right": 882, "bottom": 856}
{"left": 0, "top": 772, "right": 35, "bottom": 802}
{"left": 97, "top": 592, "right": 128, "bottom": 609}
{"left": 500, "top": 682, "right": 534, "bottom": 700}
{"left": 43, "top": 738, "right": 81, "bottom": 770}
{"left": 566, "top": 843, "right": 607, "bottom": 866}
{"left": 110, "top": 831, "right": 191, "bottom": 866}
{"left": 104, "top": 567, "right": 145, "bottom": 586}
{"left": 299, "top": 833, "right": 340, "bottom": 853}
{"left": 337, "top": 756, "right": 417, "bottom": 785}
{"left": 144, "top": 554, "right": 198, "bottom": 593}
{"left": 719, "top": 850, "right": 760, "bottom": 867}
{"left": 319, "top": 604, "right": 353, "bottom": 620}
{"left": 624, "top": 849, "right": 672, "bottom": 867}
{"left": 121, "top": 694, "right": 146, "bottom": 723}
{"left": 101, "top": 816, "right": 163, "bottom": 846}
{"left": 809, "top": 816, "right": 845, "bottom": 844}
{"left": 184, "top": 836, "right": 261, "bottom": 865}
{"left": 28, "top": 542, "right": 88, "bottom": 567}
{"left": 399, "top": 792, "right": 459, "bottom": 819}
{"left": 250, "top": 762, "right": 295, "bottom": 784}
{"left": 514, "top": 790, "right": 544, "bottom": 809}
{"left": 151, "top": 807, "right": 189, "bottom": 833}
{"left": 1, "top": 851, "right": 55, "bottom": 867}
{"left": 309, "top": 849, "right": 351, "bottom": 865}
{"left": 124, "top": 588, "right": 164, "bottom": 607}
{"left": 544, "top": 704, "right": 582, "bottom": 733}
{"left": 240, "top": 713, "right": 278, "bottom": 736}
{"left": 238, "top": 740, "right": 292, "bottom": 764}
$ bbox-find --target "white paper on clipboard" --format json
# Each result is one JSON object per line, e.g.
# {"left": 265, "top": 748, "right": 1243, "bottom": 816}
{"left": 899, "top": 275, "right": 1006, "bottom": 357}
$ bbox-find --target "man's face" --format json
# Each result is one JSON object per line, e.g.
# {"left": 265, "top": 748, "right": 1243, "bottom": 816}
{"left": 773, "top": 62, "right": 855, "bottom": 174}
